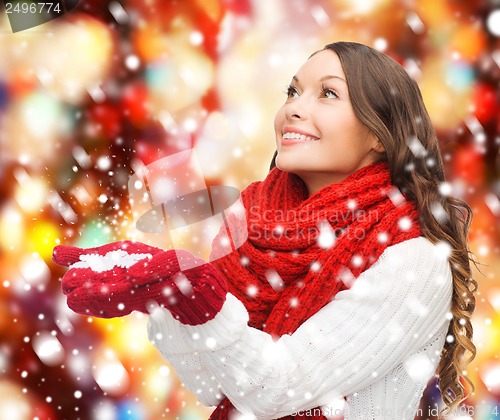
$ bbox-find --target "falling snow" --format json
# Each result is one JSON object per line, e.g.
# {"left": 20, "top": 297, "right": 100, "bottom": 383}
{"left": 403, "top": 354, "right": 434, "bottom": 382}
{"left": 173, "top": 272, "right": 193, "bottom": 296}
{"left": 387, "top": 186, "right": 405, "bottom": 207}
{"left": 317, "top": 221, "right": 336, "bottom": 250}
{"left": 407, "top": 136, "right": 428, "bottom": 158}
{"left": 398, "top": 217, "right": 412, "bottom": 231}
{"left": 430, "top": 201, "right": 448, "bottom": 223}
{"left": 265, "top": 269, "right": 285, "bottom": 292}
{"left": 246, "top": 285, "right": 259, "bottom": 297}
{"left": 377, "top": 232, "right": 389, "bottom": 243}
{"left": 310, "top": 261, "right": 321, "bottom": 272}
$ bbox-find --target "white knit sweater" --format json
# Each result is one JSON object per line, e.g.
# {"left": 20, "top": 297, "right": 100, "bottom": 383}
{"left": 147, "top": 237, "right": 453, "bottom": 419}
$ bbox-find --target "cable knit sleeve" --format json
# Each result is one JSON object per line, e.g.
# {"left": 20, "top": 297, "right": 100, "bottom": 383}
{"left": 147, "top": 237, "right": 453, "bottom": 418}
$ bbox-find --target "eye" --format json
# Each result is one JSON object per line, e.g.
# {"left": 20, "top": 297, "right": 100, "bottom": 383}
{"left": 285, "top": 85, "right": 299, "bottom": 99}
{"left": 322, "top": 87, "right": 339, "bottom": 99}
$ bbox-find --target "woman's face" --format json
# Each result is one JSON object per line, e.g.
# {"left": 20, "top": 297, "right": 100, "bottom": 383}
{"left": 274, "top": 49, "right": 383, "bottom": 195}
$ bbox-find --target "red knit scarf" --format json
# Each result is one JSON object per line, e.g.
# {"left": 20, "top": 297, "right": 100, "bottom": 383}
{"left": 208, "top": 162, "right": 421, "bottom": 419}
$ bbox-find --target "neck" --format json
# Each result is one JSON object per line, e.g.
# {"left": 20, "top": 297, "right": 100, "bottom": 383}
{"left": 290, "top": 160, "right": 385, "bottom": 197}
{"left": 294, "top": 171, "right": 349, "bottom": 197}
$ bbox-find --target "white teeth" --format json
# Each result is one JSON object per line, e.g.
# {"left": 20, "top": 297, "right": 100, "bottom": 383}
{"left": 282, "top": 132, "right": 317, "bottom": 141}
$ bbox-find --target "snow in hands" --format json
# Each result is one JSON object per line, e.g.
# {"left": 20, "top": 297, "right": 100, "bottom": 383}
{"left": 69, "top": 250, "right": 153, "bottom": 273}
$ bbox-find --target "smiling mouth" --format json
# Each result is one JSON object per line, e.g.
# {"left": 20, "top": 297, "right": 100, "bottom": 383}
{"left": 282, "top": 132, "right": 319, "bottom": 142}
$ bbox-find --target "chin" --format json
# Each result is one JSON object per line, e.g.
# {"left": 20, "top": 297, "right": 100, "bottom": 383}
{"left": 275, "top": 156, "right": 309, "bottom": 174}
{"left": 274, "top": 157, "right": 293, "bottom": 173}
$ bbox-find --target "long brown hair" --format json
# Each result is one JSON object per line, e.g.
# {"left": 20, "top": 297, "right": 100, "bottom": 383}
{"left": 270, "top": 41, "right": 477, "bottom": 416}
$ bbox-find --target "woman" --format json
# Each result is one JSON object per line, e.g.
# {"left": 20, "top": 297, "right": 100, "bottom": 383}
{"left": 53, "top": 42, "right": 477, "bottom": 419}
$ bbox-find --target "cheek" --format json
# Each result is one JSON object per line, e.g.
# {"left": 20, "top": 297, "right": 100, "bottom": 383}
{"left": 274, "top": 107, "right": 286, "bottom": 133}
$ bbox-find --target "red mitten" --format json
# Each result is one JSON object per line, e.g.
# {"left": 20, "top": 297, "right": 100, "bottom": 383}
{"left": 52, "top": 241, "right": 227, "bottom": 325}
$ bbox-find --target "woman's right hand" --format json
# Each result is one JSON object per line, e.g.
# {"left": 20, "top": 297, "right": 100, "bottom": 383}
{"left": 52, "top": 241, "right": 227, "bottom": 324}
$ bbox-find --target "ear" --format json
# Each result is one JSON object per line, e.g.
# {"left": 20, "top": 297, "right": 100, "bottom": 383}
{"left": 368, "top": 132, "right": 385, "bottom": 154}
{"left": 373, "top": 139, "right": 385, "bottom": 154}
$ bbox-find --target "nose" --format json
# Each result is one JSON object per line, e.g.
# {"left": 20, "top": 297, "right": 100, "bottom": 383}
{"left": 285, "top": 96, "right": 308, "bottom": 120}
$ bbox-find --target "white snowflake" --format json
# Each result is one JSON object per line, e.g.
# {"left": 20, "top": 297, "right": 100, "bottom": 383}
{"left": 387, "top": 186, "right": 405, "bottom": 207}
{"left": 377, "top": 232, "right": 388, "bottom": 243}
{"left": 173, "top": 272, "right": 193, "bottom": 296}
{"left": 430, "top": 201, "right": 448, "bottom": 223}
{"left": 433, "top": 240, "right": 452, "bottom": 260}
{"left": 406, "top": 135, "right": 428, "bottom": 158}
{"left": 32, "top": 332, "right": 64, "bottom": 367}
{"left": 205, "top": 337, "right": 217, "bottom": 349}
{"left": 485, "top": 193, "right": 500, "bottom": 216}
{"left": 338, "top": 267, "right": 355, "bottom": 288}
{"left": 274, "top": 225, "right": 284, "bottom": 234}
{"left": 351, "top": 255, "right": 363, "bottom": 267}
{"left": 438, "top": 182, "right": 452, "bottom": 196}
{"left": 246, "top": 285, "right": 258, "bottom": 297}
{"left": 310, "top": 261, "right": 321, "bottom": 272}
{"left": 317, "top": 221, "right": 336, "bottom": 250}
{"left": 403, "top": 353, "right": 434, "bottom": 382}
{"left": 265, "top": 270, "right": 284, "bottom": 292}
{"left": 398, "top": 217, "right": 412, "bottom": 231}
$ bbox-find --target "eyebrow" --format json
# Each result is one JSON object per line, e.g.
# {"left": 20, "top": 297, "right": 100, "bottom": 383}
{"left": 292, "top": 74, "right": 347, "bottom": 83}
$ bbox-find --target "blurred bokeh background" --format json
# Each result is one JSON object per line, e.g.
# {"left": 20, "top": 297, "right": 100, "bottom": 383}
{"left": 0, "top": 0, "right": 499, "bottom": 419}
